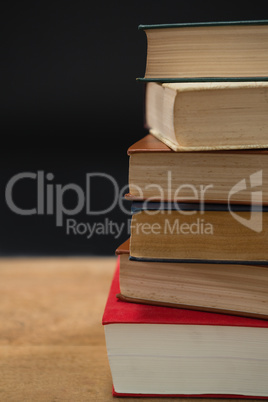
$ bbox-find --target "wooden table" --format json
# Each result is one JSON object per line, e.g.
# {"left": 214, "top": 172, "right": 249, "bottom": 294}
{"left": 0, "top": 257, "right": 259, "bottom": 401}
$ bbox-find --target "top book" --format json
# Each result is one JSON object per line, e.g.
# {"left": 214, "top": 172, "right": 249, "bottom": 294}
{"left": 138, "top": 20, "right": 268, "bottom": 82}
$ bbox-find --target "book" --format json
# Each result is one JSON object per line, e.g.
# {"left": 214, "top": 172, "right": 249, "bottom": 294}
{"left": 130, "top": 202, "right": 268, "bottom": 263}
{"left": 138, "top": 20, "right": 268, "bottom": 82}
{"left": 103, "top": 260, "right": 268, "bottom": 398}
{"left": 126, "top": 134, "right": 268, "bottom": 204}
{"left": 145, "top": 81, "right": 268, "bottom": 151}
{"left": 116, "top": 239, "right": 268, "bottom": 319}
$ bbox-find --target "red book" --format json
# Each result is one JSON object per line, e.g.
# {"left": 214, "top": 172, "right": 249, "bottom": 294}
{"left": 103, "top": 257, "right": 268, "bottom": 398}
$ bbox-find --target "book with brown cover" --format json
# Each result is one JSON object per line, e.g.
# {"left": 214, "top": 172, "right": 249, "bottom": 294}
{"left": 115, "top": 239, "right": 268, "bottom": 320}
{"left": 126, "top": 134, "right": 268, "bottom": 204}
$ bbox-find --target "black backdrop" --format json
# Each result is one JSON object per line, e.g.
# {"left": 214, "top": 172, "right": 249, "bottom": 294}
{"left": 1, "top": 1, "right": 268, "bottom": 255}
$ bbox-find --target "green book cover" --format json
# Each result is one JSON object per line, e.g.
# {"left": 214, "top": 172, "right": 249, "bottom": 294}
{"left": 138, "top": 20, "right": 268, "bottom": 83}
{"left": 138, "top": 19, "right": 268, "bottom": 30}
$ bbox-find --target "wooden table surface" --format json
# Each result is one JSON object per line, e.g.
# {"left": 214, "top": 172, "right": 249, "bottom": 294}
{"left": 0, "top": 257, "right": 260, "bottom": 402}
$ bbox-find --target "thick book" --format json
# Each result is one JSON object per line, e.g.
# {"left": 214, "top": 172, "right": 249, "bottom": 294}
{"left": 116, "top": 239, "right": 268, "bottom": 319}
{"left": 145, "top": 81, "right": 268, "bottom": 151}
{"left": 126, "top": 134, "right": 268, "bottom": 204}
{"left": 130, "top": 202, "right": 268, "bottom": 263}
{"left": 103, "top": 259, "right": 268, "bottom": 398}
{"left": 138, "top": 20, "right": 268, "bottom": 82}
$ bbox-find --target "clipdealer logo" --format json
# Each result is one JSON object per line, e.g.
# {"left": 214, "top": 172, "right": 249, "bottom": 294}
{"left": 4, "top": 169, "right": 264, "bottom": 238}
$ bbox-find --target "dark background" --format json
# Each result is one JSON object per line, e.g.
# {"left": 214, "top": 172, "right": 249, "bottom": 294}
{"left": 1, "top": 1, "right": 268, "bottom": 255}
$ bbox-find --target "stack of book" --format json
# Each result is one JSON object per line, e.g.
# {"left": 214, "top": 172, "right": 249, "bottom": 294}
{"left": 103, "top": 20, "right": 268, "bottom": 398}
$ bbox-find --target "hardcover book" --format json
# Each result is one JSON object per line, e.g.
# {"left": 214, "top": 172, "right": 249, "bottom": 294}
{"left": 103, "top": 260, "right": 268, "bottom": 398}
{"left": 138, "top": 20, "right": 268, "bottom": 82}
{"left": 116, "top": 239, "right": 268, "bottom": 319}
{"left": 145, "top": 81, "right": 268, "bottom": 151}
{"left": 127, "top": 134, "right": 268, "bottom": 204}
{"left": 130, "top": 202, "right": 268, "bottom": 263}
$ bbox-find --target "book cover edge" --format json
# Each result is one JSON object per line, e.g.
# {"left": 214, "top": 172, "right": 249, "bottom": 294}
{"left": 113, "top": 386, "right": 268, "bottom": 399}
{"left": 137, "top": 77, "right": 268, "bottom": 82}
{"left": 138, "top": 20, "right": 268, "bottom": 30}
{"left": 131, "top": 201, "right": 266, "bottom": 213}
{"left": 116, "top": 293, "right": 268, "bottom": 320}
